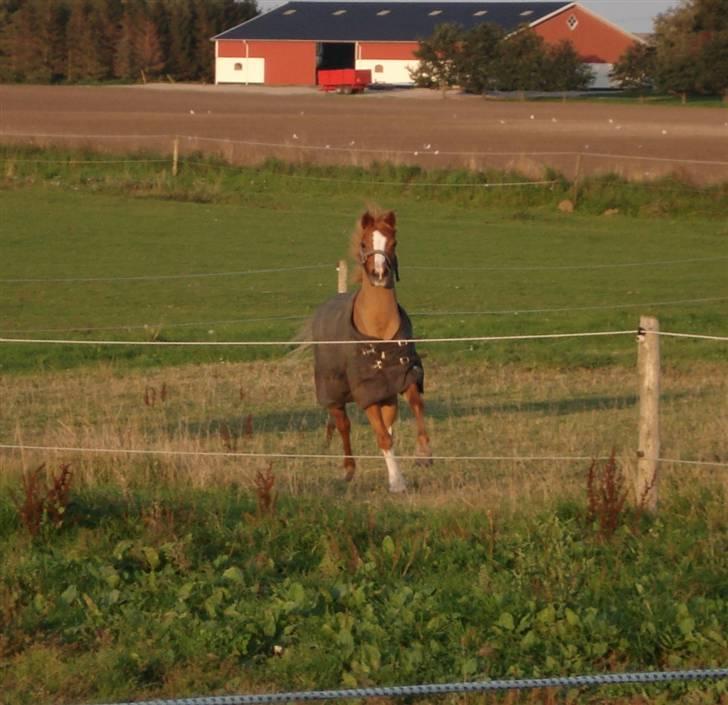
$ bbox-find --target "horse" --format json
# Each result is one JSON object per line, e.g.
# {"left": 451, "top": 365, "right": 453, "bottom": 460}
{"left": 311, "top": 208, "right": 432, "bottom": 492}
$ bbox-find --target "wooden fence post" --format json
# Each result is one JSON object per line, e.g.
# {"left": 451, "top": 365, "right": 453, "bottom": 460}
{"left": 571, "top": 152, "right": 583, "bottom": 204}
{"left": 172, "top": 137, "right": 179, "bottom": 177}
{"left": 337, "top": 260, "right": 348, "bottom": 294}
{"left": 636, "top": 315, "right": 660, "bottom": 512}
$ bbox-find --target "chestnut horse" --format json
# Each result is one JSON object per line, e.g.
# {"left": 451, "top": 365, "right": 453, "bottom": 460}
{"left": 312, "top": 209, "right": 432, "bottom": 492}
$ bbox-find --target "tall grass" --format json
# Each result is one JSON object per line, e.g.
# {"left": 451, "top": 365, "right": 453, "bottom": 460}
{"left": 3, "top": 144, "right": 728, "bottom": 217}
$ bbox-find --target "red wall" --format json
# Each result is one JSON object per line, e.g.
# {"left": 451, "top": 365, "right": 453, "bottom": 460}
{"left": 359, "top": 42, "right": 419, "bottom": 60}
{"left": 533, "top": 6, "right": 637, "bottom": 63}
{"left": 217, "top": 40, "right": 317, "bottom": 85}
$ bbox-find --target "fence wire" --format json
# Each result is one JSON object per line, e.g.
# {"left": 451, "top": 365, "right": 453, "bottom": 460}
{"left": 80, "top": 668, "right": 728, "bottom": 705}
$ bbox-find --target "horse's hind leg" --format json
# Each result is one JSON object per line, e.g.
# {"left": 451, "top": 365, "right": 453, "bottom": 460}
{"left": 404, "top": 383, "right": 432, "bottom": 466}
{"left": 328, "top": 405, "right": 356, "bottom": 481}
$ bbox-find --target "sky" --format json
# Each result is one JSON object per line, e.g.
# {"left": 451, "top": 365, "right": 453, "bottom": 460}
{"left": 254, "top": 0, "right": 683, "bottom": 34}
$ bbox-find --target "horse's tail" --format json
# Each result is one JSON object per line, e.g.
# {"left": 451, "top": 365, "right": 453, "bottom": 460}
{"left": 286, "top": 316, "right": 314, "bottom": 358}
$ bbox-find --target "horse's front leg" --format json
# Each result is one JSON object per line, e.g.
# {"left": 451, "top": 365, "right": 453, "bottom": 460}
{"left": 328, "top": 405, "right": 356, "bottom": 481}
{"left": 365, "top": 399, "right": 406, "bottom": 493}
{"left": 403, "top": 383, "right": 432, "bottom": 466}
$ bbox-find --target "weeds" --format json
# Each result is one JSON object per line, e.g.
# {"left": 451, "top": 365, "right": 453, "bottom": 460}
{"left": 14, "top": 463, "right": 73, "bottom": 537}
{"left": 586, "top": 450, "right": 627, "bottom": 541}
{"left": 254, "top": 464, "right": 276, "bottom": 515}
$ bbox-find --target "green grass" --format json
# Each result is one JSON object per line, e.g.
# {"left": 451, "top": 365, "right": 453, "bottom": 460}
{"left": 0, "top": 148, "right": 726, "bottom": 704}
{"left": 1, "top": 483, "right": 726, "bottom": 705}
{"left": 1, "top": 149, "right": 726, "bottom": 373}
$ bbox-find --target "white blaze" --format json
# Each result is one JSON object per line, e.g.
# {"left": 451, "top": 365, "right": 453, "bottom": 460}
{"left": 372, "top": 230, "right": 387, "bottom": 277}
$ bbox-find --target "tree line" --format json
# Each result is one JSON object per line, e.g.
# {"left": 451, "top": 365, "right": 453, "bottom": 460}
{"left": 410, "top": 23, "right": 594, "bottom": 94}
{"left": 610, "top": 0, "right": 728, "bottom": 101}
{"left": 0, "top": 0, "right": 257, "bottom": 84}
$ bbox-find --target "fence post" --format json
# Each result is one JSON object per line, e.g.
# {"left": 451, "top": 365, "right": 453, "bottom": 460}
{"left": 172, "top": 137, "right": 179, "bottom": 177}
{"left": 571, "top": 152, "right": 583, "bottom": 204}
{"left": 636, "top": 315, "right": 660, "bottom": 512}
{"left": 337, "top": 260, "right": 348, "bottom": 294}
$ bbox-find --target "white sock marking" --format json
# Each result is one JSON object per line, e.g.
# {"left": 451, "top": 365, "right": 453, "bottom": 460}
{"left": 383, "top": 448, "right": 406, "bottom": 492}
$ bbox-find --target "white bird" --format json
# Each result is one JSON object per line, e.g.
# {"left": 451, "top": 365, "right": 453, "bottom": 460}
{"left": 292, "top": 133, "right": 298, "bottom": 139}
{"left": 424, "top": 143, "right": 431, "bottom": 150}
{"left": 529, "top": 114, "right": 535, "bottom": 119}
{"left": 661, "top": 129, "right": 668, "bottom": 135}
{"left": 189, "top": 110, "right": 195, "bottom": 115}
{"left": 608, "top": 118, "right": 613, "bottom": 124}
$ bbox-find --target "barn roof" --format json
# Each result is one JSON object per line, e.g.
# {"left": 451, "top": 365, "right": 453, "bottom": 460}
{"left": 213, "top": 2, "right": 574, "bottom": 42}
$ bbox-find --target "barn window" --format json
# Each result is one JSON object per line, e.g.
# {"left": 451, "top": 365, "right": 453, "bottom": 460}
{"left": 567, "top": 14, "right": 579, "bottom": 30}
{"left": 377, "top": 9, "right": 391, "bottom": 15}
{"left": 473, "top": 10, "right": 488, "bottom": 16}
{"left": 282, "top": 9, "right": 296, "bottom": 15}
{"left": 234, "top": 63, "right": 243, "bottom": 71}
{"left": 520, "top": 9, "right": 534, "bottom": 16}
{"left": 374, "top": 64, "right": 384, "bottom": 73}
{"left": 428, "top": 9, "right": 443, "bottom": 16}
{"left": 332, "top": 9, "right": 347, "bottom": 15}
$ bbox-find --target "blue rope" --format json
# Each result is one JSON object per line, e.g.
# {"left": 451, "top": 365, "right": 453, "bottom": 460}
{"left": 87, "top": 668, "right": 727, "bottom": 705}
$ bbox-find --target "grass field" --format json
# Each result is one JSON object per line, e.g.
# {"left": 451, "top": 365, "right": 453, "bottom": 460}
{"left": 0, "top": 150, "right": 726, "bottom": 704}
{"left": 1, "top": 151, "right": 727, "bottom": 373}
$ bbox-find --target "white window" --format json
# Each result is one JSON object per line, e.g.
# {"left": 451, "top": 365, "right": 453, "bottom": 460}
{"left": 567, "top": 14, "right": 579, "bottom": 30}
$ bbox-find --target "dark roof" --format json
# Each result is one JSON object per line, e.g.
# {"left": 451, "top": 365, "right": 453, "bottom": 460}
{"left": 213, "top": 2, "right": 573, "bottom": 42}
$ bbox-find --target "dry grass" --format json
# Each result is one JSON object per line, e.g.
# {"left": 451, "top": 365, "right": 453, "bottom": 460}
{"left": 0, "top": 356, "right": 726, "bottom": 512}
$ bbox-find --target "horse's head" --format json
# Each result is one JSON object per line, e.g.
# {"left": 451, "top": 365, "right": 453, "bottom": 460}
{"left": 356, "top": 209, "right": 399, "bottom": 289}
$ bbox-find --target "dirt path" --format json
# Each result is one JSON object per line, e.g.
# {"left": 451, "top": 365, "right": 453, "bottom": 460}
{"left": 2, "top": 84, "right": 727, "bottom": 182}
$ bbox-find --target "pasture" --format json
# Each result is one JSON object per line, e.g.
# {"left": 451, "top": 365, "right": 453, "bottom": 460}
{"left": 0, "top": 152, "right": 727, "bottom": 704}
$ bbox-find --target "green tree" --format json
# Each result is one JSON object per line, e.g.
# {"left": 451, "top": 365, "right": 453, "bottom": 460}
{"left": 2, "top": 0, "right": 68, "bottom": 82}
{"left": 610, "top": 42, "right": 656, "bottom": 96}
{"left": 653, "top": 2, "right": 703, "bottom": 102}
{"left": 66, "top": 0, "right": 115, "bottom": 82}
{"left": 543, "top": 39, "right": 594, "bottom": 92}
{"left": 457, "top": 22, "right": 503, "bottom": 94}
{"left": 409, "top": 22, "right": 464, "bottom": 94}
{"left": 492, "top": 27, "right": 547, "bottom": 93}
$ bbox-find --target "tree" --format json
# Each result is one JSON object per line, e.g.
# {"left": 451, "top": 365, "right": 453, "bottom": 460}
{"left": 610, "top": 42, "right": 656, "bottom": 96}
{"left": 457, "top": 22, "right": 503, "bottom": 94}
{"left": 3, "top": 0, "right": 68, "bottom": 82}
{"left": 653, "top": 1, "right": 703, "bottom": 102}
{"left": 409, "top": 22, "right": 464, "bottom": 94}
{"left": 544, "top": 39, "right": 594, "bottom": 92}
{"left": 491, "top": 27, "right": 547, "bottom": 93}
{"left": 66, "top": 0, "right": 115, "bottom": 82}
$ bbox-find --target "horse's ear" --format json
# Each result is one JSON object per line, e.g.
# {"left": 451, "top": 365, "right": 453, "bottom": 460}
{"left": 383, "top": 211, "right": 397, "bottom": 229}
{"left": 360, "top": 211, "right": 374, "bottom": 230}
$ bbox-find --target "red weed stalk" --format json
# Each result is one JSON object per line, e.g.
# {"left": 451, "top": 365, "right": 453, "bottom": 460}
{"left": 15, "top": 463, "right": 73, "bottom": 537}
{"left": 586, "top": 449, "right": 627, "bottom": 541}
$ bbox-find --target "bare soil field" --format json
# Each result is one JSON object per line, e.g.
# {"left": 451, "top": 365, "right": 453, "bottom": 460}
{"left": 1, "top": 84, "right": 728, "bottom": 181}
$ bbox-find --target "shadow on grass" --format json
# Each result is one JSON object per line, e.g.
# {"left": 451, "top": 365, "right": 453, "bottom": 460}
{"left": 173, "top": 391, "right": 695, "bottom": 437}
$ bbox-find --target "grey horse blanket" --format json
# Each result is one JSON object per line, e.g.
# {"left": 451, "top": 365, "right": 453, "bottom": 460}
{"left": 312, "top": 292, "right": 424, "bottom": 409}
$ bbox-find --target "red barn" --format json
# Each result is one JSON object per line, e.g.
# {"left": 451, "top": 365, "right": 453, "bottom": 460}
{"left": 213, "top": 2, "right": 641, "bottom": 89}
